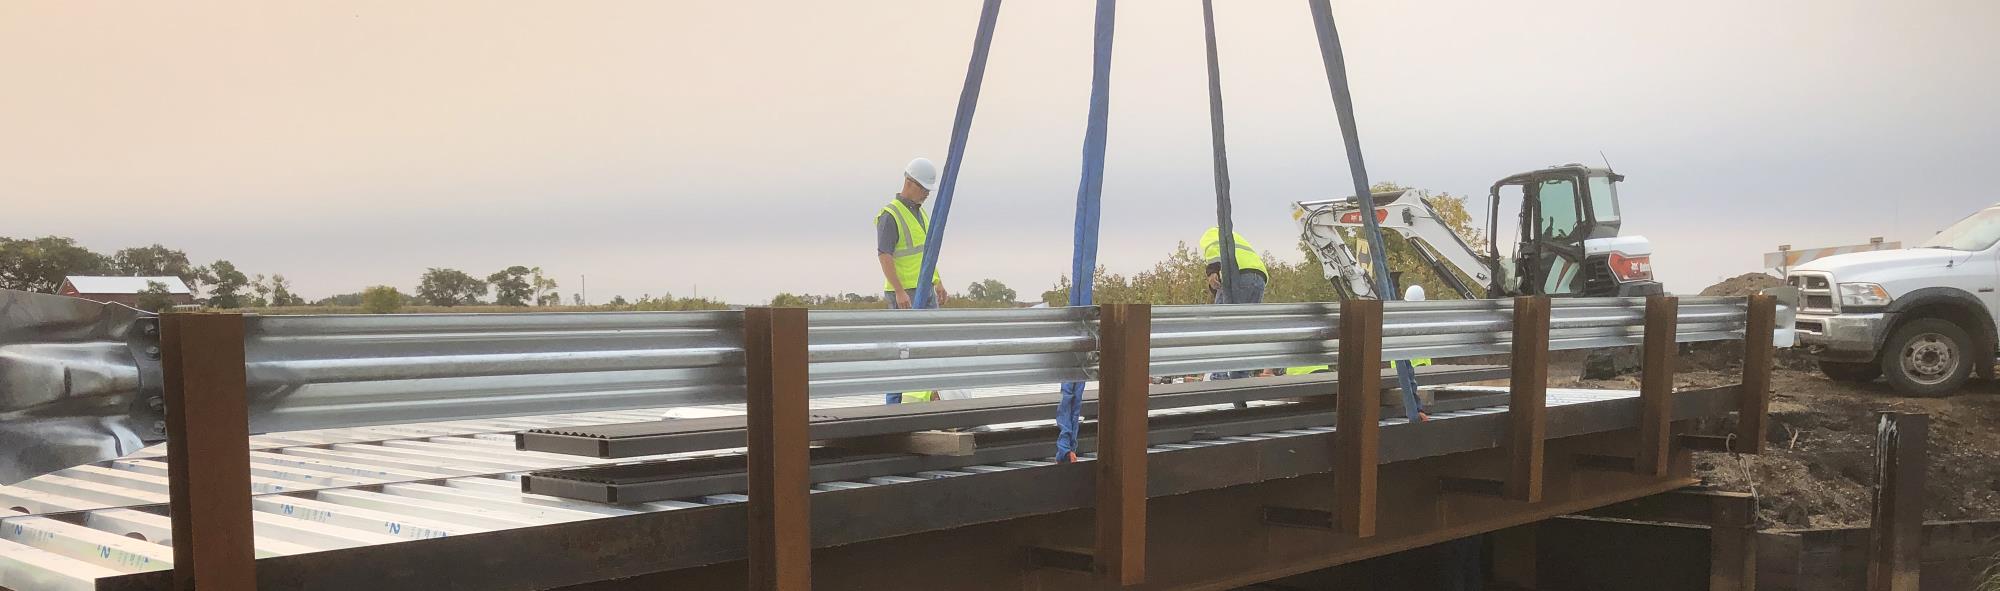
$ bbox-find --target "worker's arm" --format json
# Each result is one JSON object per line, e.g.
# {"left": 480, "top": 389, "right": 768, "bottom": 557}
{"left": 878, "top": 252, "right": 911, "bottom": 308}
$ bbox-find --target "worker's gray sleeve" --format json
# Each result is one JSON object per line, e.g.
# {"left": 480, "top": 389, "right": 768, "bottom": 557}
{"left": 876, "top": 212, "right": 899, "bottom": 255}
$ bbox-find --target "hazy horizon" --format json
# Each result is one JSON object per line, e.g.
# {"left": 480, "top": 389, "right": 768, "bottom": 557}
{"left": 5, "top": 1, "right": 1996, "bottom": 304}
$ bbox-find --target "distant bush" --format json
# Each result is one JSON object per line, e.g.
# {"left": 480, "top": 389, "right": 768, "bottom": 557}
{"left": 361, "top": 285, "right": 405, "bottom": 314}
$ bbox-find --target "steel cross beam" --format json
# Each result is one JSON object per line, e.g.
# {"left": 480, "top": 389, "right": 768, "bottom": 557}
{"left": 94, "top": 420, "right": 1717, "bottom": 591}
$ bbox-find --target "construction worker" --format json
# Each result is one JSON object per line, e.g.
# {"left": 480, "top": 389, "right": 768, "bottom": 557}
{"left": 1202, "top": 227, "right": 1268, "bottom": 381}
{"left": 877, "top": 157, "right": 948, "bottom": 403}
{"left": 1201, "top": 227, "right": 1268, "bottom": 306}
{"left": 1403, "top": 284, "right": 1432, "bottom": 367}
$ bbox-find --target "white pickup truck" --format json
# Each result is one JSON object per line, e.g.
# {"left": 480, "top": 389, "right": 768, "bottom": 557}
{"left": 1789, "top": 205, "right": 2000, "bottom": 395}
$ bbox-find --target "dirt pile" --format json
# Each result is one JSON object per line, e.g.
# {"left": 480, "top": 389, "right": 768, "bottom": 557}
{"left": 1557, "top": 358, "right": 2000, "bottom": 530}
{"left": 1694, "top": 369, "right": 2000, "bottom": 530}
{"left": 1699, "top": 272, "right": 1785, "bottom": 297}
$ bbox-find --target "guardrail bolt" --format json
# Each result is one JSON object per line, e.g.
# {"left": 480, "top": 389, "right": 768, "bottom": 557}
{"left": 144, "top": 345, "right": 160, "bottom": 359}
{"left": 142, "top": 323, "right": 158, "bottom": 336}
{"left": 152, "top": 420, "right": 167, "bottom": 434}
{"left": 146, "top": 396, "right": 164, "bottom": 413}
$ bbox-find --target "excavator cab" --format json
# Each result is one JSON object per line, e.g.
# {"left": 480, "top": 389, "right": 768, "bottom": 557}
{"left": 1487, "top": 164, "right": 1660, "bottom": 297}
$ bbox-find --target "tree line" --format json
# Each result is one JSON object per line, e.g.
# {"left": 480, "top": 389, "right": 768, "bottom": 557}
{"left": 0, "top": 237, "right": 303, "bottom": 308}
{"left": 3, "top": 183, "right": 1481, "bottom": 313}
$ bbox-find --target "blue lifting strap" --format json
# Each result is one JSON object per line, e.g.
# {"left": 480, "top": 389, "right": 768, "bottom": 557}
{"left": 1306, "top": 0, "right": 1424, "bottom": 421}
{"left": 912, "top": 0, "right": 1003, "bottom": 310}
{"left": 1200, "top": 0, "right": 1241, "bottom": 306}
{"left": 1054, "top": 0, "right": 1118, "bottom": 463}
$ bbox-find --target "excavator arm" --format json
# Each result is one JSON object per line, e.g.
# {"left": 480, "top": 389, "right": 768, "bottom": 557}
{"left": 1292, "top": 190, "right": 1494, "bottom": 300}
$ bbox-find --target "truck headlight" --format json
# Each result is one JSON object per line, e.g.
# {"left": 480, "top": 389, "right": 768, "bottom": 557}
{"left": 1838, "top": 283, "right": 1891, "bottom": 307}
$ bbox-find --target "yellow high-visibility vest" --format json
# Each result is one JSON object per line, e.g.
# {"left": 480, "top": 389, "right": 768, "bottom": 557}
{"left": 1199, "top": 228, "right": 1268, "bottom": 276}
{"left": 881, "top": 199, "right": 942, "bottom": 291}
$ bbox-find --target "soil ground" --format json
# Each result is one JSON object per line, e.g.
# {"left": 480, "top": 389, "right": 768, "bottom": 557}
{"left": 1557, "top": 349, "right": 2000, "bottom": 531}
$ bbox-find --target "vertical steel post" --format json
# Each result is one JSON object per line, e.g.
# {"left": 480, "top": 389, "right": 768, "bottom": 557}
{"left": 1095, "top": 304, "right": 1149, "bottom": 585}
{"left": 745, "top": 307, "right": 811, "bottom": 591}
{"left": 1709, "top": 493, "right": 1758, "bottom": 591}
{"left": 160, "top": 313, "right": 256, "bottom": 591}
{"left": 1738, "top": 293, "right": 1776, "bottom": 453}
{"left": 1506, "top": 296, "right": 1550, "bottom": 503}
{"left": 1637, "top": 295, "right": 1680, "bottom": 476}
{"left": 1335, "top": 299, "right": 1381, "bottom": 537}
{"left": 1867, "top": 412, "right": 1927, "bottom": 591}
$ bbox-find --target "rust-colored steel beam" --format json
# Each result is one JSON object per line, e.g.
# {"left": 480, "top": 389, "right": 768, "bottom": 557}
{"left": 1867, "top": 412, "right": 1927, "bottom": 591}
{"left": 744, "top": 307, "right": 811, "bottom": 591}
{"left": 1737, "top": 293, "right": 1776, "bottom": 453}
{"left": 1709, "top": 491, "right": 1758, "bottom": 591}
{"left": 160, "top": 313, "right": 256, "bottom": 591}
{"left": 1506, "top": 296, "right": 1550, "bottom": 502}
{"left": 1334, "top": 299, "right": 1381, "bottom": 537}
{"left": 1095, "top": 304, "right": 1151, "bottom": 586}
{"left": 1637, "top": 295, "right": 1680, "bottom": 476}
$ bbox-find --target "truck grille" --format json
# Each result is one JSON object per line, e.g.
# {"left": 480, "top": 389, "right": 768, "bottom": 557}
{"left": 1787, "top": 271, "right": 1838, "bottom": 313}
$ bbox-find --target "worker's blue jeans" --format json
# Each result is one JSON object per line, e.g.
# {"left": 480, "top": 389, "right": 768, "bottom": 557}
{"left": 1209, "top": 272, "right": 1268, "bottom": 381}
{"left": 884, "top": 289, "right": 912, "bottom": 404}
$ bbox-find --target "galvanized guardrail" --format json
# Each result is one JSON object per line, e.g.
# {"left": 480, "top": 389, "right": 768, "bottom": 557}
{"left": 0, "top": 287, "right": 1794, "bottom": 483}
{"left": 233, "top": 295, "right": 1788, "bottom": 433}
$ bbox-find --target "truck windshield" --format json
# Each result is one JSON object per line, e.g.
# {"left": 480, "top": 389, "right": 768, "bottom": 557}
{"left": 1921, "top": 207, "right": 2000, "bottom": 251}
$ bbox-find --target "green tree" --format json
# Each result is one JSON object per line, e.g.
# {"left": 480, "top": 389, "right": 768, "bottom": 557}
{"left": 315, "top": 292, "right": 365, "bottom": 306}
{"left": 110, "top": 244, "right": 199, "bottom": 290}
{"left": 200, "top": 260, "right": 249, "bottom": 308}
{"left": 0, "top": 236, "right": 110, "bottom": 292}
{"left": 416, "top": 268, "right": 487, "bottom": 306}
{"left": 267, "top": 274, "right": 304, "bottom": 306}
{"left": 530, "top": 267, "right": 560, "bottom": 306}
{"left": 770, "top": 292, "right": 812, "bottom": 307}
{"left": 965, "top": 279, "right": 1017, "bottom": 304}
{"left": 1262, "top": 242, "right": 1343, "bottom": 304}
{"left": 487, "top": 266, "right": 533, "bottom": 306}
{"left": 243, "top": 274, "right": 272, "bottom": 307}
{"left": 361, "top": 285, "right": 404, "bottom": 314}
{"left": 607, "top": 295, "right": 630, "bottom": 307}
{"left": 133, "top": 280, "right": 178, "bottom": 312}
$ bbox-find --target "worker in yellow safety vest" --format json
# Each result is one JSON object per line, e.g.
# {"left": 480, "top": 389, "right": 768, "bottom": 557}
{"left": 1282, "top": 285, "right": 1434, "bottom": 376}
{"left": 1202, "top": 227, "right": 1270, "bottom": 381}
{"left": 875, "top": 157, "right": 948, "bottom": 403}
{"left": 1200, "top": 227, "right": 1268, "bottom": 305}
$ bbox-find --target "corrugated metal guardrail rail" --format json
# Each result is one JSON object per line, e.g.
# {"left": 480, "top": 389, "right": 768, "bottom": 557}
{"left": 241, "top": 311, "right": 748, "bottom": 433}
{"left": 235, "top": 296, "right": 1770, "bottom": 433}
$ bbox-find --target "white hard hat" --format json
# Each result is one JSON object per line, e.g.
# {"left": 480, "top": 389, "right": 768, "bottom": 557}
{"left": 1403, "top": 284, "right": 1426, "bottom": 301}
{"left": 904, "top": 157, "right": 939, "bottom": 192}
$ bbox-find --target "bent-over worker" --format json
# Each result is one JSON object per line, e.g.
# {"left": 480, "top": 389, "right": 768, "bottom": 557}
{"left": 1202, "top": 227, "right": 1269, "bottom": 381}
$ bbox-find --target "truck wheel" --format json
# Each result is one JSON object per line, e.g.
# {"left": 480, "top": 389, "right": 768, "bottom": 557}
{"left": 1880, "top": 318, "right": 1971, "bottom": 396}
{"left": 1819, "top": 361, "right": 1881, "bottom": 383}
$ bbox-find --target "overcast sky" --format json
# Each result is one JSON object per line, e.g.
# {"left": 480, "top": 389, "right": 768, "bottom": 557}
{"left": 4, "top": 1, "right": 1997, "bottom": 304}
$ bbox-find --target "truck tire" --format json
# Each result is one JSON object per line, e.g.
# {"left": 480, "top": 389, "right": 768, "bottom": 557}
{"left": 1880, "top": 318, "right": 1972, "bottom": 396}
{"left": 1819, "top": 361, "right": 1881, "bottom": 383}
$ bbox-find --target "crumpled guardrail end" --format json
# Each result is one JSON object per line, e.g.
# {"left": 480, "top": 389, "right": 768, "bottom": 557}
{"left": 0, "top": 289, "right": 153, "bottom": 485}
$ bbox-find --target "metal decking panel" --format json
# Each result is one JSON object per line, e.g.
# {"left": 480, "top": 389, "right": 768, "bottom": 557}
{"left": 1, "top": 380, "right": 1718, "bottom": 591}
